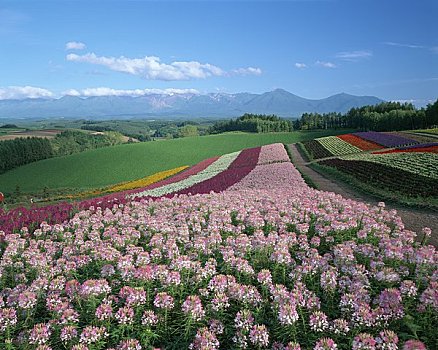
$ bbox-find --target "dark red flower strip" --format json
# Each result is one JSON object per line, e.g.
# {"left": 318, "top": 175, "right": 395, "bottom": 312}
{"left": 172, "top": 147, "right": 261, "bottom": 196}
{"left": 0, "top": 157, "right": 221, "bottom": 235}
{"left": 127, "top": 156, "right": 219, "bottom": 195}
{"left": 373, "top": 145, "right": 438, "bottom": 154}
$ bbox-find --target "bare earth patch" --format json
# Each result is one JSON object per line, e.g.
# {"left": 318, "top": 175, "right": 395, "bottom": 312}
{"left": 0, "top": 129, "right": 62, "bottom": 141}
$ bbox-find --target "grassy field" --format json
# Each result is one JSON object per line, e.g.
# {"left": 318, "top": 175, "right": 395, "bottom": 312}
{"left": 0, "top": 130, "right": 349, "bottom": 193}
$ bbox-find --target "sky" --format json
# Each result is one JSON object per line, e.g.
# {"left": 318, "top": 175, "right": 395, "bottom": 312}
{"left": 0, "top": 0, "right": 437, "bottom": 104}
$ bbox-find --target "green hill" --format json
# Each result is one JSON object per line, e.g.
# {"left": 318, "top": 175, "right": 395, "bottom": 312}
{"left": 0, "top": 131, "right": 348, "bottom": 193}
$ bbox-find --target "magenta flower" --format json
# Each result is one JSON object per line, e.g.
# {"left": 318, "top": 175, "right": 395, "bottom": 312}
{"left": 249, "top": 324, "right": 270, "bottom": 348}
{"left": 314, "top": 338, "right": 338, "bottom": 350}
{"left": 153, "top": 292, "right": 174, "bottom": 310}
{"left": 182, "top": 295, "right": 205, "bottom": 321}
{"left": 189, "top": 327, "right": 220, "bottom": 350}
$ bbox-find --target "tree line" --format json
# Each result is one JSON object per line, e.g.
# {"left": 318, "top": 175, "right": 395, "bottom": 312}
{"left": 0, "top": 130, "right": 125, "bottom": 174}
{"left": 293, "top": 100, "right": 438, "bottom": 131}
{"left": 0, "top": 137, "right": 53, "bottom": 174}
{"left": 209, "top": 114, "right": 293, "bottom": 134}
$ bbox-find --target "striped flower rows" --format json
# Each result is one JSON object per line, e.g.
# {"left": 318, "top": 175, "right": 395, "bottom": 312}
{"left": 0, "top": 143, "right": 435, "bottom": 349}
{"left": 130, "top": 151, "right": 241, "bottom": 198}
{"left": 317, "top": 136, "right": 362, "bottom": 156}
{"left": 340, "top": 152, "right": 438, "bottom": 180}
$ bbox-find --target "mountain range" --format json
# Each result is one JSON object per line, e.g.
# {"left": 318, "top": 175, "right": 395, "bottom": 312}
{"left": 0, "top": 89, "right": 383, "bottom": 119}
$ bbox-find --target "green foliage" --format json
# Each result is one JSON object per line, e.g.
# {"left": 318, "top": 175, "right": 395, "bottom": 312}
{"left": 0, "top": 124, "right": 19, "bottom": 129}
{"left": 51, "top": 130, "right": 124, "bottom": 156}
{"left": 178, "top": 125, "right": 199, "bottom": 137}
{"left": 209, "top": 113, "right": 293, "bottom": 134}
{"left": 0, "top": 130, "right": 348, "bottom": 193}
{"left": 0, "top": 137, "right": 53, "bottom": 174}
{"left": 294, "top": 100, "right": 438, "bottom": 131}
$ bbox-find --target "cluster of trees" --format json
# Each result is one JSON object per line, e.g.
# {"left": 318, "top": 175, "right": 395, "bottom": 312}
{"left": 294, "top": 100, "right": 438, "bottom": 131}
{"left": 0, "top": 137, "right": 53, "bottom": 174}
{"left": 0, "top": 130, "right": 126, "bottom": 174}
{"left": 209, "top": 114, "right": 293, "bottom": 134}
{"left": 51, "top": 130, "right": 125, "bottom": 156}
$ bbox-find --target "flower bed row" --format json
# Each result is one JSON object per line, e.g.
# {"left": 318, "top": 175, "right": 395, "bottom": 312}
{"left": 0, "top": 144, "right": 290, "bottom": 235}
{"left": 0, "top": 160, "right": 435, "bottom": 349}
{"left": 337, "top": 134, "right": 384, "bottom": 151}
{"left": 319, "top": 158, "right": 438, "bottom": 197}
{"left": 317, "top": 136, "right": 362, "bottom": 156}
{"left": 353, "top": 131, "right": 419, "bottom": 148}
{"left": 64, "top": 166, "right": 189, "bottom": 200}
{"left": 130, "top": 151, "right": 242, "bottom": 199}
{"left": 257, "top": 143, "right": 291, "bottom": 165}
{"left": 373, "top": 143, "right": 438, "bottom": 154}
{"left": 340, "top": 152, "right": 438, "bottom": 180}
{"left": 301, "top": 140, "right": 333, "bottom": 160}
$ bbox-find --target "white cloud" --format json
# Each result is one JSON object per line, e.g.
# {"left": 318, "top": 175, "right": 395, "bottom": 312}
{"left": 66, "top": 52, "right": 226, "bottom": 81}
{"left": 65, "top": 41, "right": 86, "bottom": 50}
{"left": 62, "top": 87, "right": 200, "bottom": 97}
{"left": 384, "top": 42, "right": 438, "bottom": 54}
{"left": 232, "top": 67, "right": 262, "bottom": 76}
{"left": 66, "top": 52, "right": 262, "bottom": 80}
{"left": 335, "top": 50, "right": 372, "bottom": 61}
{"left": 294, "top": 63, "right": 307, "bottom": 69}
{"left": 0, "top": 86, "right": 54, "bottom": 100}
{"left": 384, "top": 42, "right": 425, "bottom": 49}
{"left": 315, "top": 60, "right": 336, "bottom": 68}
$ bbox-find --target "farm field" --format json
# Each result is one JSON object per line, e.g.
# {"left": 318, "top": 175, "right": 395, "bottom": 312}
{"left": 0, "top": 143, "right": 436, "bottom": 350}
{"left": 0, "top": 128, "right": 62, "bottom": 141}
{"left": 0, "top": 130, "right": 348, "bottom": 194}
{"left": 298, "top": 131, "right": 438, "bottom": 208}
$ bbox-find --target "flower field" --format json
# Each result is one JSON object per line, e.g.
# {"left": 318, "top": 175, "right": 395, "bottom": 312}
{"left": 353, "top": 132, "right": 418, "bottom": 148}
{"left": 301, "top": 134, "right": 383, "bottom": 160}
{"left": 317, "top": 151, "right": 438, "bottom": 198}
{"left": 315, "top": 137, "right": 362, "bottom": 156}
{"left": 373, "top": 143, "right": 438, "bottom": 155}
{"left": 337, "top": 134, "right": 384, "bottom": 151}
{"left": 339, "top": 153, "right": 438, "bottom": 180}
{"left": 0, "top": 143, "right": 437, "bottom": 350}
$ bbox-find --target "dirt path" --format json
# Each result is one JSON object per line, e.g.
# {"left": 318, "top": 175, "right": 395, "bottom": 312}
{"left": 288, "top": 144, "right": 438, "bottom": 246}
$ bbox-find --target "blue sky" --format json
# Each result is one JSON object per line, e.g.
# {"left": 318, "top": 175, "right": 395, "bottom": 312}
{"left": 0, "top": 0, "right": 437, "bottom": 103}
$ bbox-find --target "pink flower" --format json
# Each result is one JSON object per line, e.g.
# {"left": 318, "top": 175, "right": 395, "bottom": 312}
{"left": 115, "top": 306, "right": 135, "bottom": 325}
{"left": 249, "top": 324, "right": 269, "bottom": 348}
{"left": 402, "top": 340, "right": 426, "bottom": 350}
{"left": 29, "top": 323, "right": 52, "bottom": 345}
{"left": 234, "top": 309, "right": 255, "bottom": 331}
{"left": 314, "top": 338, "right": 338, "bottom": 350}
{"left": 80, "top": 279, "right": 111, "bottom": 298}
{"left": 60, "top": 325, "right": 78, "bottom": 342}
{"left": 278, "top": 302, "right": 299, "bottom": 325}
{"left": 18, "top": 291, "right": 38, "bottom": 309}
{"left": 95, "top": 302, "right": 113, "bottom": 321}
{"left": 189, "top": 327, "right": 220, "bottom": 350}
{"left": 117, "top": 338, "right": 142, "bottom": 350}
{"left": 142, "top": 310, "right": 158, "bottom": 327}
{"left": 375, "top": 330, "right": 398, "bottom": 350}
{"left": 79, "top": 325, "right": 108, "bottom": 344}
{"left": 182, "top": 295, "right": 205, "bottom": 321}
{"left": 0, "top": 307, "right": 17, "bottom": 331}
{"left": 309, "top": 311, "right": 329, "bottom": 332}
{"left": 153, "top": 292, "right": 174, "bottom": 310}
{"left": 353, "top": 333, "right": 377, "bottom": 350}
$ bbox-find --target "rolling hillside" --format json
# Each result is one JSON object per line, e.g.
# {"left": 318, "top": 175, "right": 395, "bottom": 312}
{"left": 0, "top": 130, "right": 349, "bottom": 193}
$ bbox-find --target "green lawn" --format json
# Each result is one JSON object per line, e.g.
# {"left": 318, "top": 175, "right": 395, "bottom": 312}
{"left": 0, "top": 130, "right": 349, "bottom": 193}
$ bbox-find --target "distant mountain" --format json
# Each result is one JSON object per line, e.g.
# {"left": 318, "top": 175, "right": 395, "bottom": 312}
{"left": 0, "top": 89, "right": 383, "bottom": 119}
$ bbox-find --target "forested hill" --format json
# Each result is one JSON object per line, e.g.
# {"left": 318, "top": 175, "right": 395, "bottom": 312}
{"left": 293, "top": 100, "right": 438, "bottom": 131}
{"left": 209, "top": 114, "right": 293, "bottom": 134}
